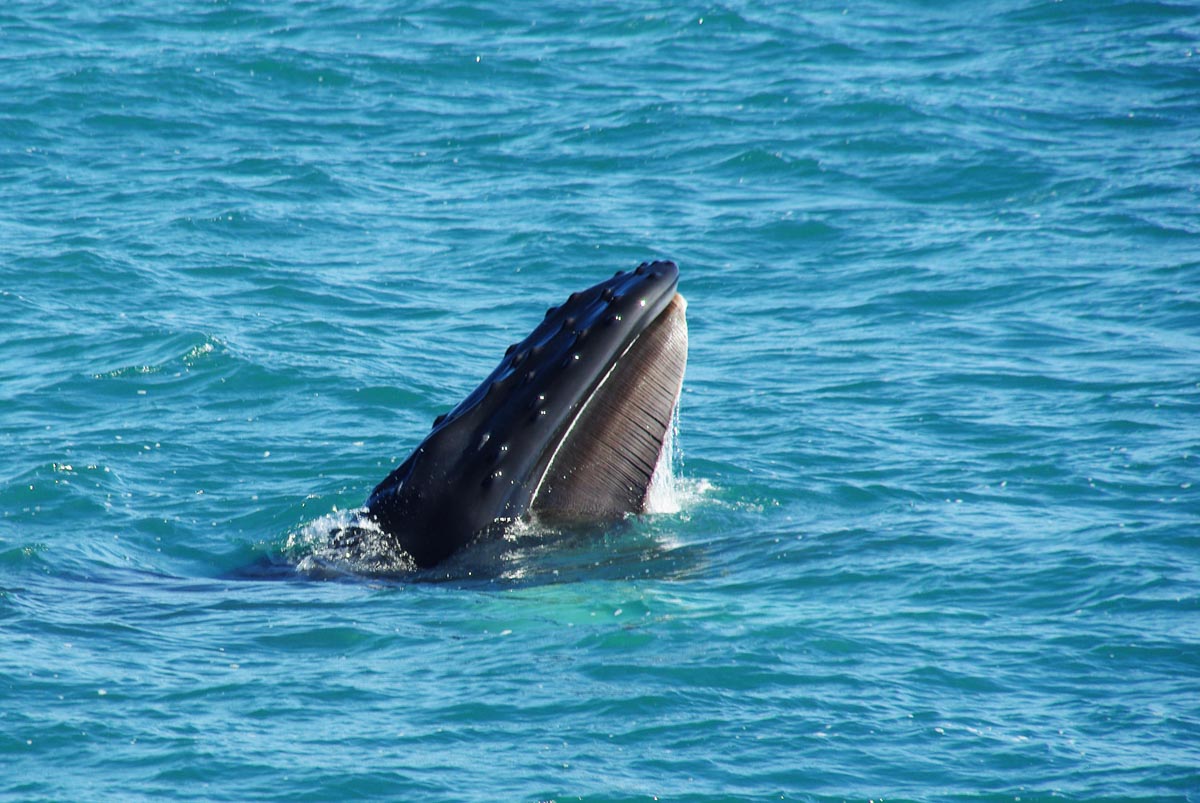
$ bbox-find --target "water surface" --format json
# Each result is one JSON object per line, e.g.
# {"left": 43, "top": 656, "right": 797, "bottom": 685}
{"left": 3, "top": 1, "right": 1198, "bottom": 800}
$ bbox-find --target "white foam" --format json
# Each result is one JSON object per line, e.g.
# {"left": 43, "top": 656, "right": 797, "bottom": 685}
{"left": 285, "top": 508, "right": 416, "bottom": 577}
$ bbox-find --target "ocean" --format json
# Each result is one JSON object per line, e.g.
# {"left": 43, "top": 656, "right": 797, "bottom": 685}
{"left": 2, "top": 1, "right": 1198, "bottom": 800}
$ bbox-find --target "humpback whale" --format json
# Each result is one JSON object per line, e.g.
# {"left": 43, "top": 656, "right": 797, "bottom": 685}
{"left": 337, "top": 260, "right": 688, "bottom": 569}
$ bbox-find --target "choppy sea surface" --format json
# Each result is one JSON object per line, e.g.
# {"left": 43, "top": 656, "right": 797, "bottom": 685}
{"left": 3, "top": 1, "right": 1199, "bottom": 800}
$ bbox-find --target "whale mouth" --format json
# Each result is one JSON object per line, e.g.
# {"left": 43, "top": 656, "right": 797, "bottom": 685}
{"left": 528, "top": 291, "right": 688, "bottom": 521}
{"left": 360, "top": 260, "right": 689, "bottom": 569}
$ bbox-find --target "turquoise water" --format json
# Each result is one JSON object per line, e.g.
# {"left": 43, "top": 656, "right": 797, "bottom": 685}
{"left": 3, "top": 0, "right": 1199, "bottom": 799}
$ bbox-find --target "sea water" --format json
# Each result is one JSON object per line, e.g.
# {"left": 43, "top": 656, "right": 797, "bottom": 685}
{"left": 2, "top": 1, "right": 1198, "bottom": 800}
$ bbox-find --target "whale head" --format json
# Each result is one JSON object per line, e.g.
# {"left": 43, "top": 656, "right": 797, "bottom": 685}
{"left": 363, "top": 260, "right": 688, "bottom": 568}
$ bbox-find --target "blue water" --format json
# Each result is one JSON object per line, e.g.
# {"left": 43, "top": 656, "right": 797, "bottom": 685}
{"left": 3, "top": 1, "right": 1199, "bottom": 799}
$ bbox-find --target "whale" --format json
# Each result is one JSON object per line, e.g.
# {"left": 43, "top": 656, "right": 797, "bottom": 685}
{"left": 332, "top": 260, "right": 688, "bottom": 569}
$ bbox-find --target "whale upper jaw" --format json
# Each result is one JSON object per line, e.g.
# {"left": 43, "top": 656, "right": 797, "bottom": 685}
{"left": 363, "top": 260, "right": 688, "bottom": 569}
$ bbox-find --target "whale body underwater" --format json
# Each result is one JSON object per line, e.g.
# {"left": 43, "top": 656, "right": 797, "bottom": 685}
{"left": 330, "top": 260, "right": 688, "bottom": 569}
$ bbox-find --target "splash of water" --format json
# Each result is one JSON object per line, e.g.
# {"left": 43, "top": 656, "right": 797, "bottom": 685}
{"left": 645, "top": 401, "right": 683, "bottom": 515}
{"left": 285, "top": 508, "right": 416, "bottom": 577}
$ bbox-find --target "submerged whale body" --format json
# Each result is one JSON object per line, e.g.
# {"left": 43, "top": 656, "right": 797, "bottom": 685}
{"left": 344, "top": 260, "right": 688, "bottom": 569}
